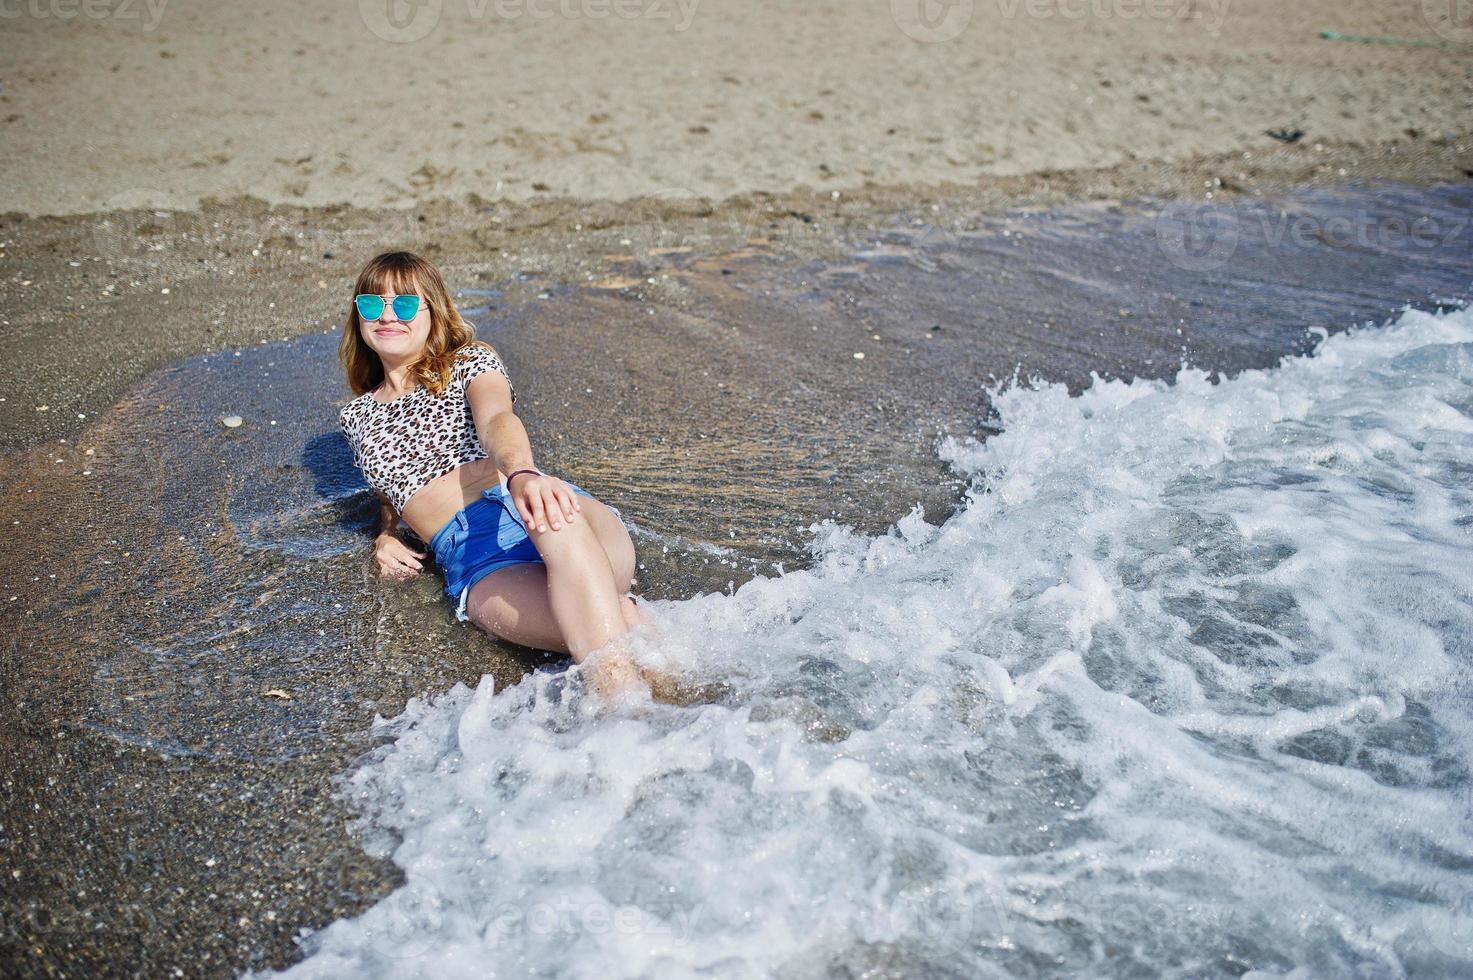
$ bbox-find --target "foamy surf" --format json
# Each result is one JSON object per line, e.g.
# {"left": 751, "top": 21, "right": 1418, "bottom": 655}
{"left": 250, "top": 303, "right": 1473, "bottom": 979}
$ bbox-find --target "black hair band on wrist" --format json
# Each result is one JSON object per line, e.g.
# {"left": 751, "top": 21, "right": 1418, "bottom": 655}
{"left": 505, "top": 468, "right": 542, "bottom": 490}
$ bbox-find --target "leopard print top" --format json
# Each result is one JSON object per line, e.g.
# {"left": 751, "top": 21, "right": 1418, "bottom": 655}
{"left": 339, "top": 343, "right": 517, "bottom": 512}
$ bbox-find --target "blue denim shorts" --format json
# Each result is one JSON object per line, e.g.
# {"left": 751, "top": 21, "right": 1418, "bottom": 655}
{"left": 429, "top": 479, "right": 607, "bottom": 623}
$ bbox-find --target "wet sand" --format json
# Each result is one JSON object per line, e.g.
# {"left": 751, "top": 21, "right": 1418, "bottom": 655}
{"left": 2, "top": 136, "right": 1470, "bottom": 456}
{"left": 1, "top": 165, "right": 1471, "bottom": 975}
{"left": 3, "top": 0, "right": 1472, "bottom": 972}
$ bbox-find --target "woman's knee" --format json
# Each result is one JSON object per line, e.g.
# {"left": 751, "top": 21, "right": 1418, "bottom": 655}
{"left": 540, "top": 496, "right": 634, "bottom": 584}
{"left": 524, "top": 503, "right": 602, "bottom": 559}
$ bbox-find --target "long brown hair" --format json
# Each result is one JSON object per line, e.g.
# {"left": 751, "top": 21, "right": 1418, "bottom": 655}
{"left": 338, "top": 250, "right": 506, "bottom": 399}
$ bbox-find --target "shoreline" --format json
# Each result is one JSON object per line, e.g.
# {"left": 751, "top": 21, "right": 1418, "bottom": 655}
{"left": 1, "top": 169, "right": 1469, "bottom": 977}
{"left": 5, "top": 0, "right": 1472, "bottom": 972}
{"left": 0, "top": 134, "right": 1469, "bottom": 458}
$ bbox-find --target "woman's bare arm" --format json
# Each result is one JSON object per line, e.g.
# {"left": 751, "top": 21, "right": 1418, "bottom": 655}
{"left": 465, "top": 370, "right": 535, "bottom": 475}
{"left": 467, "top": 370, "right": 583, "bottom": 531}
{"left": 375, "top": 490, "right": 402, "bottom": 540}
{"left": 372, "top": 490, "right": 425, "bottom": 580}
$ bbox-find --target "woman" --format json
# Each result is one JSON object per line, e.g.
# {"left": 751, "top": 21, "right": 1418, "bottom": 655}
{"left": 337, "top": 250, "right": 654, "bottom": 697}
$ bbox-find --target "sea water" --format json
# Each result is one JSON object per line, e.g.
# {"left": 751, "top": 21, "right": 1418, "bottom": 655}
{"left": 251, "top": 303, "right": 1473, "bottom": 979}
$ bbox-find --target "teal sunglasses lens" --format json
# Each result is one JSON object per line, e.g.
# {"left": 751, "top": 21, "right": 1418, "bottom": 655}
{"left": 391, "top": 294, "right": 422, "bottom": 321}
{"left": 355, "top": 294, "right": 385, "bottom": 320}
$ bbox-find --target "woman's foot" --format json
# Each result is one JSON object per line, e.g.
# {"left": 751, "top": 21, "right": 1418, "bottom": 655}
{"left": 582, "top": 639, "right": 649, "bottom": 701}
{"left": 591, "top": 595, "right": 728, "bottom": 708}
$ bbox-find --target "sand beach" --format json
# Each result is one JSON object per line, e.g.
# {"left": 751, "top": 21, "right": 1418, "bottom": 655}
{"left": 2, "top": 1, "right": 1471, "bottom": 976}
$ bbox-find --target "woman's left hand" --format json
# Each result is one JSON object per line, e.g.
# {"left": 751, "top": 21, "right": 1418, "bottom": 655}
{"left": 508, "top": 472, "right": 581, "bottom": 533}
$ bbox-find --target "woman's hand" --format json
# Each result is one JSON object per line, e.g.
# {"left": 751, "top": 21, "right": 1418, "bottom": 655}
{"left": 374, "top": 532, "right": 428, "bottom": 580}
{"left": 508, "top": 472, "right": 581, "bottom": 533}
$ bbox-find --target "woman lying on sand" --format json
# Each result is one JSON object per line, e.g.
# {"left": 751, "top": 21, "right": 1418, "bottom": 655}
{"left": 337, "top": 249, "right": 659, "bottom": 699}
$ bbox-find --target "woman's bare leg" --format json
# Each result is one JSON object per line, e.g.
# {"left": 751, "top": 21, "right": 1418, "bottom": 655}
{"left": 459, "top": 495, "right": 644, "bottom": 696}
{"left": 530, "top": 498, "right": 657, "bottom": 696}
{"left": 459, "top": 491, "right": 668, "bottom": 697}
{"left": 526, "top": 513, "right": 626, "bottom": 654}
{"left": 464, "top": 564, "right": 642, "bottom": 697}
{"left": 464, "top": 563, "right": 569, "bottom": 653}
{"left": 621, "top": 594, "right": 647, "bottom": 629}
{"left": 467, "top": 570, "right": 693, "bottom": 702}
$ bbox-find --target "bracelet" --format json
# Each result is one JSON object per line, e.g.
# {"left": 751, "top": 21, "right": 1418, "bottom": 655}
{"left": 505, "top": 468, "right": 542, "bottom": 490}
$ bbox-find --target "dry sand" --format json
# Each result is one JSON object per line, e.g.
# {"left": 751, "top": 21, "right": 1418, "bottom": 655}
{"left": 0, "top": 0, "right": 1468, "bottom": 218}
{"left": 2, "top": 3, "right": 1472, "bottom": 976}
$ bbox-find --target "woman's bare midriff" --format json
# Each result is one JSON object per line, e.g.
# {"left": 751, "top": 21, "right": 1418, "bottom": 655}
{"left": 398, "top": 457, "right": 507, "bottom": 545}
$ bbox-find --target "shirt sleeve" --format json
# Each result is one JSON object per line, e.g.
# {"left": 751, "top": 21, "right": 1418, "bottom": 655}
{"left": 457, "top": 344, "right": 517, "bottom": 405}
{"left": 339, "top": 406, "right": 363, "bottom": 469}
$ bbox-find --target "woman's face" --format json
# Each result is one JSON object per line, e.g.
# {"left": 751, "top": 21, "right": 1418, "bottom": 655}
{"left": 358, "top": 283, "right": 431, "bottom": 360}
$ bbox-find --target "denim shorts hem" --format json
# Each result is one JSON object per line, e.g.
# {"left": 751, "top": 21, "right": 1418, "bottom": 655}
{"left": 452, "top": 554, "right": 554, "bottom": 622}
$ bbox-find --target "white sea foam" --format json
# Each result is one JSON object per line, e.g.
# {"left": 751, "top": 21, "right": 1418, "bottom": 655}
{"left": 250, "top": 304, "right": 1473, "bottom": 979}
